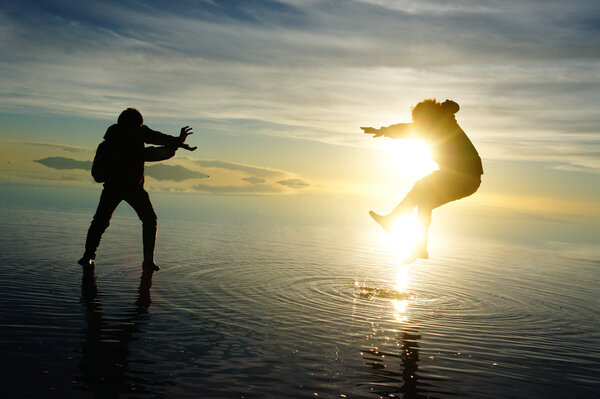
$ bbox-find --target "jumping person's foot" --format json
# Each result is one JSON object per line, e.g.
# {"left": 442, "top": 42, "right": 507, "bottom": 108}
{"left": 402, "top": 248, "right": 429, "bottom": 265}
{"left": 142, "top": 261, "right": 160, "bottom": 272}
{"left": 78, "top": 256, "right": 95, "bottom": 268}
{"left": 369, "top": 211, "right": 392, "bottom": 233}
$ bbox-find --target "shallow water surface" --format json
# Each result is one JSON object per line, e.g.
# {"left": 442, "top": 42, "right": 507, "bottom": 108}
{"left": 0, "top": 206, "right": 599, "bottom": 398}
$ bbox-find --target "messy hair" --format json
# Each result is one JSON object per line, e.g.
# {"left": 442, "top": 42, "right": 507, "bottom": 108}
{"left": 118, "top": 108, "right": 143, "bottom": 127}
{"left": 411, "top": 99, "right": 459, "bottom": 123}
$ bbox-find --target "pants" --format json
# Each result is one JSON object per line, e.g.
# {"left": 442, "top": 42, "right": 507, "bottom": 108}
{"left": 83, "top": 184, "right": 157, "bottom": 262}
{"left": 404, "top": 170, "right": 481, "bottom": 211}
{"left": 392, "top": 170, "right": 481, "bottom": 248}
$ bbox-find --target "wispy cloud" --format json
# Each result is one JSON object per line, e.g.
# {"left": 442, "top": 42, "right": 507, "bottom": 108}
{"left": 34, "top": 156, "right": 210, "bottom": 182}
{"left": 19, "top": 141, "right": 88, "bottom": 153}
{"left": 196, "top": 160, "right": 286, "bottom": 179}
{"left": 0, "top": 0, "right": 599, "bottom": 171}
{"left": 145, "top": 164, "right": 209, "bottom": 181}
{"left": 35, "top": 157, "right": 91, "bottom": 171}
{"left": 192, "top": 183, "right": 286, "bottom": 194}
{"left": 30, "top": 153, "right": 310, "bottom": 193}
{"left": 277, "top": 178, "right": 310, "bottom": 189}
{"left": 242, "top": 176, "right": 267, "bottom": 184}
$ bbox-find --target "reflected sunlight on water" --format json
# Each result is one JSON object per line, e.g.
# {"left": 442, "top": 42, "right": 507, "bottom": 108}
{"left": 393, "top": 266, "right": 410, "bottom": 323}
{"left": 0, "top": 206, "right": 599, "bottom": 398}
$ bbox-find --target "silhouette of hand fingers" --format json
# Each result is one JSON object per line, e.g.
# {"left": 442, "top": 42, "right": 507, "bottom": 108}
{"left": 361, "top": 127, "right": 381, "bottom": 136}
{"left": 180, "top": 126, "right": 193, "bottom": 141}
{"left": 180, "top": 143, "right": 197, "bottom": 151}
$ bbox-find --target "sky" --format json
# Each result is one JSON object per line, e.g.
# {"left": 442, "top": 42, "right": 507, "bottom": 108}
{"left": 1, "top": 0, "right": 599, "bottom": 220}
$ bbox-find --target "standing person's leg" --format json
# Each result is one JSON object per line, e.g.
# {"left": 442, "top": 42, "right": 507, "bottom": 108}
{"left": 124, "top": 186, "right": 159, "bottom": 271}
{"left": 79, "top": 185, "right": 123, "bottom": 266}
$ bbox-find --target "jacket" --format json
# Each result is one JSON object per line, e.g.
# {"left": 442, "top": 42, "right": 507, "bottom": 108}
{"left": 102, "top": 124, "right": 180, "bottom": 187}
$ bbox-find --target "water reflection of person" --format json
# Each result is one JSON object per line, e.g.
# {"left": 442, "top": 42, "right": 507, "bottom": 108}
{"left": 77, "top": 268, "right": 155, "bottom": 396}
{"left": 398, "top": 330, "right": 422, "bottom": 398}
{"left": 362, "top": 99, "right": 483, "bottom": 264}
{"left": 365, "top": 328, "right": 424, "bottom": 398}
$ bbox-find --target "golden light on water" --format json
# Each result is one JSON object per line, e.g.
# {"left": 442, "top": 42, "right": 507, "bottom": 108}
{"left": 393, "top": 266, "right": 410, "bottom": 323}
{"left": 370, "top": 214, "right": 420, "bottom": 324}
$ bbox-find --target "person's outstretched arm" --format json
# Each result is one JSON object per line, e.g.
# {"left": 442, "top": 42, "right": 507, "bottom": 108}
{"left": 143, "top": 146, "right": 176, "bottom": 162}
{"left": 141, "top": 125, "right": 179, "bottom": 146}
{"left": 361, "top": 123, "right": 415, "bottom": 139}
{"left": 142, "top": 126, "right": 197, "bottom": 151}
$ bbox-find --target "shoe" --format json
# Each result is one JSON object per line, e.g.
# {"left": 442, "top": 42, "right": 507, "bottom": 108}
{"left": 78, "top": 256, "right": 95, "bottom": 268}
{"left": 369, "top": 211, "right": 392, "bottom": 233}
{"left": 142, "top": 261, "right": 160, "bottom": 271}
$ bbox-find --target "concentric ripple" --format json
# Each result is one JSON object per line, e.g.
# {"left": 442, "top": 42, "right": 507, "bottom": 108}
{"left": 1, "top": 207, "right": 599, "bottom": 398}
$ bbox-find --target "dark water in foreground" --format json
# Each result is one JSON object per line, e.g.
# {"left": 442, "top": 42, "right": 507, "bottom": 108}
{"left": 0, "top": 206, "right": 599, "bottom": 398}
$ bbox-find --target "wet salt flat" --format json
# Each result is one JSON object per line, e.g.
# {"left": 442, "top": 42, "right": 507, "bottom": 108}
{"left": 0, "top": 205, "right": 599, "bottom": 398}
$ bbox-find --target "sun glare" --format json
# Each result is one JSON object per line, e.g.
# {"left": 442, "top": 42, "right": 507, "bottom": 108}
{"left": 380, "top": 209, "right": 425, "bottom": 262}
{"left": 393, "top": 265, "right": 410, "bottom": 322}
{"left": 386, "top": 139, "right": 437, "bottom": 179}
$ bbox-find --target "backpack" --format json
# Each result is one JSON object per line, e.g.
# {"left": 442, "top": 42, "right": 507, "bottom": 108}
{"left": 91, "top": 140, "right": 110, "bottom": 183}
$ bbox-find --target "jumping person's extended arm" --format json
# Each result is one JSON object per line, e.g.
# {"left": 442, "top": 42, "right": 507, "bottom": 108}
{"left": 361, "top": 123, "right": 416, "bottom": 139}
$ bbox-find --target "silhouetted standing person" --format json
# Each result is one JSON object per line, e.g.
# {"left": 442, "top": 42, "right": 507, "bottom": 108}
{"left": 78, "top": 108, "right": 196, "bottom": 271}
{"left": 362, "top": 99, "right": 483, "bottom": 264}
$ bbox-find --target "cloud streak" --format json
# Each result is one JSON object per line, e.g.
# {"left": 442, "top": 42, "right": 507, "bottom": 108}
{"left": 34, "top": 156, "right": 210, "bottom": 182}
{"left": 196, "top": 160, "right": 286, "bottom": 179}
{"left": 0, "top": 0, "right": 599, "bottom": 172}
{"left": 20, "top": 141, "right": 88, "bottom": 153}
{"left": 35, "top": 157, "right": 91, "bottom": 171}
{"left": 277, "top": 178, "right": 310, "bottom": 189}
{"left": 31, "top": 154, "right": 310, "bottom": 193}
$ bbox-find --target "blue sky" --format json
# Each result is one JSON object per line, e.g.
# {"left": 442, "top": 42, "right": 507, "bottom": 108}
{"left": 0, "top": 0, "right": 599, "bottom": 214}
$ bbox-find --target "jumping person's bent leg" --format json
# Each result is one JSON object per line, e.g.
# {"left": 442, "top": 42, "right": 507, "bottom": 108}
{"left": 398, "top": 174, "right": 441, "bottom": 263}
{"left": 424, "top": 172, "right": 481, "bottom": 210}
{"left": 401, "top": 204, "right": 432, "bottom": 264}
{"left": 80, "top": 185, "right": 122, "bottom": 265}
{"left": 124, "top": 186, "right": 159, "bottom": 271}
{"left": 370, "top": 172, "right": 439, "bottom": 233}
{"left": 389, "top": 174, "right": 436, "bottom": 218}
{"left": 408, "top": 172, "right": 481, "bottom": 263}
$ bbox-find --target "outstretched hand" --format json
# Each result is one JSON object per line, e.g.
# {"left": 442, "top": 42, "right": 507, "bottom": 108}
{"left": 178, "top": 126, "right": 197, "bottom": 151}
{"left": 361, "top": 127, "right": 383, "bottom": 138}
{"left": 180, "top": 143, "right": 197, "bottom": 151}
{"left": 180, "top": 126, "right": 193, "bottom": 141}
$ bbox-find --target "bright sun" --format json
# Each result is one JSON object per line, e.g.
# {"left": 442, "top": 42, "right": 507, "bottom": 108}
{"left": 386, "top": 139, "right": 437, "bottom": 179}
{"left": 372, "top": 139, "right": 435, "bottom": 263}
{"left": 380, "top": 210, "right": 425, "bottom": 263}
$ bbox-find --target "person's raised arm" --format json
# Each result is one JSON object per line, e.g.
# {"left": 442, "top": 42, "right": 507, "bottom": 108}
{"left": 142, "top": 125, "right": 197, "bottom": 151}
{"left": 141, "top": 125, "right": 179, "bottom": 146}
{"left": 143, "top": 146, "right": 176, "bottom": 162}
{"left": 361, "top": 123, "right": 415, "bottom": 139}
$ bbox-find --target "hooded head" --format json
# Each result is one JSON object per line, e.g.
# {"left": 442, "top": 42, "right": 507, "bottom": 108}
{"left": 117, "top": 108, "right": 143, "bottom": 128}
{"left": 411, "top": 99, "right": 459, "bottom": 134}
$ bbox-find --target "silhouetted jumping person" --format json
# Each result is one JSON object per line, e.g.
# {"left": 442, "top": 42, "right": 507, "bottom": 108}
{"left": 362, "top": 99, "right": 483, "bottom": 264}
{"left": 78, "top": 108, "right": 196, "bottom": 271}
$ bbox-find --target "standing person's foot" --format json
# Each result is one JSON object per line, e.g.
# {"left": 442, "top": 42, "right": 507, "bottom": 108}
{"left": 142, "top": 261, "right": 160, "bottom": 271}
{"left": 78, "top": 256, "right": 95, "bottom": 268}
{"left": 369, "top": 211, "right": 392, "bottom": 233}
